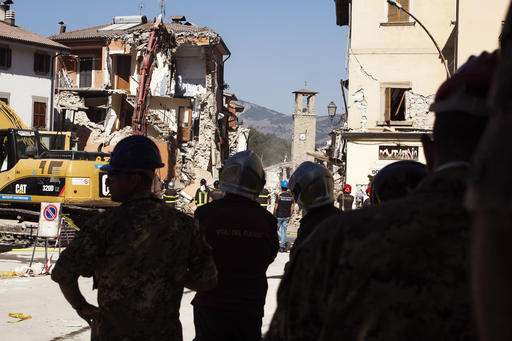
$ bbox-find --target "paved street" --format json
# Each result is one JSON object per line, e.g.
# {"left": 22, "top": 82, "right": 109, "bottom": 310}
{"left": 0, "top": 249, "right": 288, "bottom": 341}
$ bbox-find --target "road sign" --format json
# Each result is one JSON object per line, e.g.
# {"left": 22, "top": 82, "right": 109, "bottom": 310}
{"left": 38, "top": 203, "right": 61, "bottom": 238}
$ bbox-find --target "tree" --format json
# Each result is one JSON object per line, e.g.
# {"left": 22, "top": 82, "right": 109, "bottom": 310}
{"left": 247, "top": 129, "right": 291, "bottom": 167}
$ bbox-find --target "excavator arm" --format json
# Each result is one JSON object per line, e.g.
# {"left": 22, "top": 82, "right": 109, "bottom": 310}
{"left": 0, "top": 101, "right": 28, "bottom": 129}
{"left": 131, "top": 16, "right": 170, "bottom": 136}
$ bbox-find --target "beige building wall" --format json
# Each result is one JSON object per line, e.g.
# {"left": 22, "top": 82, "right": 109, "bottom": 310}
{"left": 345, "top": 139, "right": 426, "bottom": 197}
{"left": 347, "top": 0, "right": 508, "bottom": 132}
{"left": 458, "top": 0, "right": 508, "bottom": 65}
{"left": 339, "top": 0, "right": 507, "bottom": 206}
{"left": 347, "top": 0, "right": 454, "bottom": 131}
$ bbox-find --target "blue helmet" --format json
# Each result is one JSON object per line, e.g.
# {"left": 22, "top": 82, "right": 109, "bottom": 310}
{"left": 280, "top": 179, "right": 289, "bottom": 189}
{"left": 101, "top": 135, "right": 164, "bottom": 172}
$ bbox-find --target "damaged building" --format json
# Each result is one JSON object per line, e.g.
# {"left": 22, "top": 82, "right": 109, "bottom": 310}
{"left": 331, "top": 0, "right": 507, "bottom": 207}
{"left": 50, "top": 15, "right": 234, "bottom": 189}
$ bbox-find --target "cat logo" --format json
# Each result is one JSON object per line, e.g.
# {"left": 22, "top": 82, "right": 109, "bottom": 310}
{"left": 15, "top": 184, "right": 27, "bottom": 194}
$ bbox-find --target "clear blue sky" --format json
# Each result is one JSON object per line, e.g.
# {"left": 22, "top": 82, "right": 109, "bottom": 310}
{"left": 14, "top": 0, "right": 348, "bottom": 116}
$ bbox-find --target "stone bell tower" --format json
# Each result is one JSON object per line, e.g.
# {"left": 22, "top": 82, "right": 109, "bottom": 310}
{"left": 291, "top": 88, "right": 318, "bottom": 169}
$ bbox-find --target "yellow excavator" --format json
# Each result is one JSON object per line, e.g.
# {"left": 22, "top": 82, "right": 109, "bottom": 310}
{"left": 0, "top": 102, "right": 114, "bottom": 246}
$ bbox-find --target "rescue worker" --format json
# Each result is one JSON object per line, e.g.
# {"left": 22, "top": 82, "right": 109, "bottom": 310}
{"left": 257, "top": 187, "right": 271, "bottom": 210}
{"left": 288, "top": 162, "right": 339, "bottom": 256}
{"left": 195, "top": 178, "right": 211, "bottom": 207}
{"left": 274, "top": 179, "right": 294, "bottom": 252}
{"left": 370, "top": 160, "right": 428, "bottom": 205}
{"left": 51, "top": 135, "right": 218, "bottom": 341}
{"left": 210, "top": 180, "right": 225, "bottom": 201}
{"left": 265, "top": 52, "right": 494, "bottom": 341}
{"left": 193, "top": 150, "right": 279, "bottom": 341}
{"left": 337, "top": 184, "right": 354, "bottom": 211}
{"left": 162, "top": 180, "right": 179, "bottom": 208}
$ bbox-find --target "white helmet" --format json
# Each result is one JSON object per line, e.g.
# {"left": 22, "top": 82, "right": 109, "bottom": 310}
{"left": 289, "top": 161, "right": 335, "bottom": 211}
{"left": 219, "top": 150, "right": 266, "bottom": 201}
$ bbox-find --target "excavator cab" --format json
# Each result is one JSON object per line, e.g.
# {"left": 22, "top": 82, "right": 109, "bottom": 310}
{"left": 0, "top": 129, "right": 40, "bottom": 172}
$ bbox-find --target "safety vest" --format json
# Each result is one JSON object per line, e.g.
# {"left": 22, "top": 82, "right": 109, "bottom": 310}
{"left": 196, "top": 190, "right": 209, "bottom": 207}
{"left": 258, "top": 194, "right": 271, "bottom": 207}
{"left": 163, "top": 194, "right": 178, "bottom": 205}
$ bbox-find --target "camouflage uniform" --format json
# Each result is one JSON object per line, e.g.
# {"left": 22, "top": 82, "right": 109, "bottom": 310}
{"left": 52, "top": 197, "right": 217, "bottom": 341}
{"left": 265, "top": 166, "right": 476, "bottom": 341}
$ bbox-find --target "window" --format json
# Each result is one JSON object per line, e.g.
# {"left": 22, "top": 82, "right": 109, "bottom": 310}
{"left": 34, "top": 52, "right": 51, "bottom": 74}
{"left": 79, "top": 58, "right": 93, "bottom": 88}
{"left": 384, "top": 88, "right": 407, "bottom": 122}
{"left": 388, "top": 0, "right": 410, "bottom": 23}
{"left": 0, "top": 45, "right": 12, "bottom": 69}
{"left": 33, "top": 101, "right": 47, "bottom": 129}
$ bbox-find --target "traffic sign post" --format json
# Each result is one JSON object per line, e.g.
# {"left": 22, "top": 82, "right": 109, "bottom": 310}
{"left": 39, "top": 203, "right": 61, "bottom": 238}
{"left": 28, "top": 203, "right": 62, "bottom": 273}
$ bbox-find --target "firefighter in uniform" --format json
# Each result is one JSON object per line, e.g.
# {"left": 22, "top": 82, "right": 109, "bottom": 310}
{"left": 257, "top": 187, "right": 271, "bottom": 210}
{"left": 162, "top": 180, "right": 179, "bottom": 208}
{"left": 193, "top": 150, "right": 279, "bottom": 341}
{"left": 337, "top": 184, "right": 354, "bottom": 211}
{"left": 288, "top": 162, "right": 339, "bottom": 257}
{"left": 51, "top": 135, "right": 217, "bottom": 341}
{"left": 195, "top": 178, "right": 211, "bottom": 207}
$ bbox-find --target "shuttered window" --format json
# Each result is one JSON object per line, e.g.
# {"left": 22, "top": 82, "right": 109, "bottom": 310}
{"left": 0, "top": 45, "right": 12, "bottom": 69}
{"left": 388, "top": 0, "right": 410, "bottom": 22}
{"left": 34, "top": 52, "right": 51, "bottom": 74}
{"left": 33, "top": 101, "right": 47, "bottom": 129}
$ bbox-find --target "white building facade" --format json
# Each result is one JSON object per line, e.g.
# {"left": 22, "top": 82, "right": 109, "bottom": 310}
{"left": 333, "top": 0, "right": 508, "bottom": 206}
{"left": 0, "top": 4, "right": 68, "bottom": 129}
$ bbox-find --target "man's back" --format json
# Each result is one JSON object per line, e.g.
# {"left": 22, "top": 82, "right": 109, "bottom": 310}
{"left": 275, "top": 191, "right": 293, "bottom": 218}
{"left": 193, "top": 194, "right": 279, "bottom": 315}
{"left": 52, "top": 198, "right": 216, "bottom": 340}
{"left": 266, "top": 166, "right": 476, "bottom": 341}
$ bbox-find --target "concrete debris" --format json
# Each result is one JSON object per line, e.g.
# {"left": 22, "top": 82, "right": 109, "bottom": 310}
{"left": 406, "top": 91, "right": 435, "bottom": 129}
{"left": 352, "top": 88, "right": 369, "bottom": 131}
{"left": 56, "top": 22, "right": 232, "bottom": 193}
{"left": 194, "top": 93, "right": 217, "bottom": 171}
{"left": 55, "top": 92, "right": 86, "bottom": 110}
{"left": 150, "top": 52, "right": 174, "bottom": 97}
{"left": 228, "top": 127, "right": 249, "bottom": 156}
{"left": 175, "top": 30, "right": 221, "bottom": 47}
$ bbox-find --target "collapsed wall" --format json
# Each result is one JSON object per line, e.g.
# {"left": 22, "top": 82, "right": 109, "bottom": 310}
{"left": 55, "top": 26, "right": 228, "bottom": 196}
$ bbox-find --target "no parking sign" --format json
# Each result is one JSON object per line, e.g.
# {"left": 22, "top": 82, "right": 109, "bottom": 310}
{"left": 38, "top": 203, "right": 61, "bottom": 238}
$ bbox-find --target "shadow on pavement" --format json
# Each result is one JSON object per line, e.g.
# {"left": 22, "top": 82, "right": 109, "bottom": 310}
{"left": 49, "top": 326, "right": 90, "bottom": 341}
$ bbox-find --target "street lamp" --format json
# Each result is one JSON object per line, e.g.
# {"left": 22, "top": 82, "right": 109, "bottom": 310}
{"left": 387, "top": 0, "right": 452, "bottom": 79}
{"left": 328, "top": 101, "right": 337, "bottom": 120}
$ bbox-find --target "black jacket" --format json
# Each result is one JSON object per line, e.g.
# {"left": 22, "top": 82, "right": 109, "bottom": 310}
{"left": 193, "top": 194, "right": 279, "bottom": 315}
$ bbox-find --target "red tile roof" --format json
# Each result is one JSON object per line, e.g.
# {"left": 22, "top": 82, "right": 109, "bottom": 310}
{"left": 0, "top": 21, "right": 68, "bottom": 50}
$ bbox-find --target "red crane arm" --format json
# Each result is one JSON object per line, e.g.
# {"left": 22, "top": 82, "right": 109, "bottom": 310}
{"left": 132, "top": 16, "right": 169, "bottom": 136}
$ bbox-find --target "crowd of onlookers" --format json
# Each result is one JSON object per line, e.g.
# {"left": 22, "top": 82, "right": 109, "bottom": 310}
{"left": 47, "top": 17, "right": 512, "bottom": 341}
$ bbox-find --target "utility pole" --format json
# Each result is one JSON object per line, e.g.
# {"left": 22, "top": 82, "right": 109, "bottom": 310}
{"left": 160, "top": 0, "right": 166, "bottom": 18}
